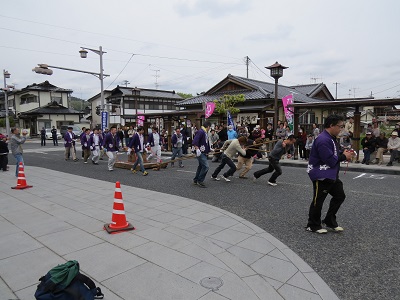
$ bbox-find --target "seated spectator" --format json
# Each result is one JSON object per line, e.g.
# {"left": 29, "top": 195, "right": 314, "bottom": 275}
{"left": 361, "top": 132, "right": 376, "bottom": 165}
{"left": 375, "top": 132, "right": 388, "bottom": 165}
{"left": 386, "top": 131, "right": 400, "bottom": 166}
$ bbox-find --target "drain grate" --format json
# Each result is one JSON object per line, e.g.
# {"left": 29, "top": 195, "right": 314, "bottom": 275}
{"left": 200, "top": 277, "right": 224, "bottom": 291}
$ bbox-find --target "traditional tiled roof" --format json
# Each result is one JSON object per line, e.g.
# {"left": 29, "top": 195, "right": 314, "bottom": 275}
{"left": 177, "top": 74, "right": 334, "bottom": 106}
{"left": 113, "top": 86, "right": 183, "bottom": 100}
{"left": 17, "top": 81, "right": 72, "bottom": 93}
{"left": 19, "top": 101, "right": 80, "bottom": 115}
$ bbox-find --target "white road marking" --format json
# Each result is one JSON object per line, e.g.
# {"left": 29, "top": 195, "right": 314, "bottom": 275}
{"left": 353, "top": 173, "right": 386, "bottom": 180}
{"left": 353, "top": 173, "right": 366, "bottom": 179}
{"left": 176, "top": 170, "right": 196, "bottom": 174}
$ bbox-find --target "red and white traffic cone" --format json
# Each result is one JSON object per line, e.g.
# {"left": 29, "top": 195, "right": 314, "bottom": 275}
{"left": 104, "top": 181, "right": 135, "bottom": 234}
{"left": 11, "top": 162, "right": 33, "bottom": 190}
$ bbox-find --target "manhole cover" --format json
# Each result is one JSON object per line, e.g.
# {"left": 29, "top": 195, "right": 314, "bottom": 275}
{"left": 200, "top": 277, "right": 224, "bottom": 291}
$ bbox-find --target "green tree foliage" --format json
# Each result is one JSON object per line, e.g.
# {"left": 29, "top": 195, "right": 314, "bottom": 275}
{"left": 0, "top": 116, "right": 15, "bottom": 127}
{"left": 69, "top": 96, "right": 89, "bottom": 111}
{"left": 214, "top": 94, "right": 245, "bottom": 115}
{"left": 177, "top": 92, "right": 193, "bottom": 99}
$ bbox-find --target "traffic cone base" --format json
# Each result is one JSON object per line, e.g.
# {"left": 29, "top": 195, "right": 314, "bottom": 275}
{"left": 104, "top": 223, "right": 135, "bottom": 234}
{"left": 104, "top": 181, "right": 135, "bottom": 234}
{"left": 11, "top": 162, "right": 33, "bottom": 190}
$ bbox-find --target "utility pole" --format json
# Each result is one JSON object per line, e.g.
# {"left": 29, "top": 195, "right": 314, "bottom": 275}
{"left": 333, "top": 82, "right": 340, "bottom": 99}
{"left": 245, "top": 56, "right": 250, "bottom": 78}
{"left": 121, "top": 80, "right": 130, "bottom": 87}
{"left": 151, "top": 70, "right": 160, "bottom": 89}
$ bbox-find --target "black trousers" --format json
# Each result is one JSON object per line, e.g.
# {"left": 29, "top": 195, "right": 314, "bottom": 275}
{"left": 52, "top": 136, "right": 58, "bottom": 146}
{"left": 0, "top": 154, "right": 8, "bottom": 171}
{"left": 307, "top": 179, "right": 346, "bottom": 230}
{"left": 212, "top": 154, "right": 236, "bottom": 178}
{"left": 40, "top": 136, "right": 46, "bottom": 146}
{"left": 253, "top": 158, "right": 282, "bottom": 183}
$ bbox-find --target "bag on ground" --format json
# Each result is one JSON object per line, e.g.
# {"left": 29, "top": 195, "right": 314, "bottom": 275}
{"left": 34, "top": 260, "right": 104, "bottom": 300}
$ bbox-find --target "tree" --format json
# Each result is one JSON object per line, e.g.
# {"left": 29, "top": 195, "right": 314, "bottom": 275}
{"left": 69, "top": 96, "right": 89, "bottom": 111}
{"left": 214, "top": 94, "right": 245, "bottom": 115}
{"left": 0, "top": 116, "right": 15, "bottom": 127}
{"left": 177, "top": 92, "right": 193, "bottom": 99}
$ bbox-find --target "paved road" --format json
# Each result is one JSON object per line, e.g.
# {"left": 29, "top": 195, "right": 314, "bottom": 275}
{"left": 12, "top": 142, "right": 400, "bottom": 300}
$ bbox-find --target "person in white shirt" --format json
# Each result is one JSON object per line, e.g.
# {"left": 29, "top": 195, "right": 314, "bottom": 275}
{"left": 146, "top": 127, "right": 162, "bottom": 163}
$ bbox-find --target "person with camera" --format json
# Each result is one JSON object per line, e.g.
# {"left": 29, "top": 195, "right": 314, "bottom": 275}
{"left": 10, "top": 127, "right": 28, "bottom": 177}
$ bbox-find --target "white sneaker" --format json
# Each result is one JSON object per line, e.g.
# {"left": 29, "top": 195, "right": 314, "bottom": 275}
{"left": 252, "top": 176, "right": 257, "bottom": 182}
{"left": 329, "top": 226, "right": 344, "bottom": 232}
{"left": 306, "top": 227, "right": 328, "bottom": 234}
{"left": 267, "top": 181, "right": 277, "bottom": 186}
{"left": 211, "top": 176, "right": 220, "bottom": 181}
{"left": 220, "top": 175, "right": 231, "bottom": 182}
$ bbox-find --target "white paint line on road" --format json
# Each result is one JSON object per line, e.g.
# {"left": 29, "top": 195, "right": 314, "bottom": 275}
{"left": 353, "top": 173, "right": 386, "bottom": 180}
{"left": 176, "top": 169, "right": 196, "bottom": 174}
{"left": 353, "top": 173, "right": 366, "bottom": 179}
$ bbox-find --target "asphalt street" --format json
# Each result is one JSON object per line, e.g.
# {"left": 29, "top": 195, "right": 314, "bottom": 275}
{"left": 9, "top": 141, "right": 400, "bottom": 300}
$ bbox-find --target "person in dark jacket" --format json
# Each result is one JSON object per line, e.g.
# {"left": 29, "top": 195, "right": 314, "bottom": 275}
{"left": 306, "top": 114, "right": 354, "bottom": 234}
{"left": 127, "top": 126, "right": 148, "bottom": 176}
{"left": 253, "top": 135, "right": 296, "bottom": 186}
{"left": 375, "top": 132, "right": 388, "bottom": 165}
{"left": 171, "top": 128, "right": 184, "bottom": 167}
{"left": 40, "top": 127, "right": 46, "bottom": 146}
{"left": 236, "top": 138, "right": 262, "bottom": 178}
{"left": 51, "top": 126, "right": 58, "bottom": 146}
{"left": 0, "top": 134, "right": 9, "bottom": 171}
{"left": 361, "top": 132, "right": 376, "bottom": 165}
{"left": 218, "top": 124, "right": 228, "bottom": 142}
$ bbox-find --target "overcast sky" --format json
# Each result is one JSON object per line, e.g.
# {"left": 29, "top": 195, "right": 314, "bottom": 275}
{"left": 1, "top": 0, "right": 399, "bottom": 101}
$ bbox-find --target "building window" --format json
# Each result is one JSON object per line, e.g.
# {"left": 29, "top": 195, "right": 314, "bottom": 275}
{"left": 51, "top": 96, "right": 62, "bottom": 104}
{"left": 20, "top": 94, "right": 38, "bottom": 105}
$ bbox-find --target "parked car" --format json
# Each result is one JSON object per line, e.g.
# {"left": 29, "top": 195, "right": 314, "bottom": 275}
{"left": 45, "top": 129, "right": 62, "bottom": 140}
{"left": 60, "top": 125, "right": 82, "bottom": 138}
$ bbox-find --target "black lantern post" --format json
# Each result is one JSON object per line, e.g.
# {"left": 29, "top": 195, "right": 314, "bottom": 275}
{"left": 266, "top": 62, "right": 288, "bottom": 130}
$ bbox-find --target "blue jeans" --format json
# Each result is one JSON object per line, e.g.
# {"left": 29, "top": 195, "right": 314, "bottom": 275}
{"left": 171, "top": 147, "right": 183, "bottom": 166}
{"left": 363, "top": 149, "right": 372, "bottom": 162}
{"left": 14, "top": 154, "right": 24, "bottom": 177}
{"left": 193, "top": 153, "right": 209, "bottom": 183}
{"left": 132, "top": 151, "right": 145, "bottom": 172}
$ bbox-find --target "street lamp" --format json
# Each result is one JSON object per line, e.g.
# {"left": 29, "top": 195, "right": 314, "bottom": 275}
{"left": 79, "top": 46, "right": 108, "bottom": 130}
{"left": 3, "top": 70, "right": 11, "bottom": 137}
{"left": 266, "top": 62, "right": 288, "bottom": 130}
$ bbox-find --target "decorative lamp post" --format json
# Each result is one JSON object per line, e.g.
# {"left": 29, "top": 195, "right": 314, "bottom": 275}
{"left": 266, "top": 62, "right": 288, "bottom": 130}
{"left": 79, "top": 46, "right": 107, "bottom": 130}
{"left": 3, "top": 70, "right": 11, "bottom": 137}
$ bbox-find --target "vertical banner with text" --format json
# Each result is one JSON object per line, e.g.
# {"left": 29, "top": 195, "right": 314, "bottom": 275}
{"left": 101, "top": 111, "right": 108, "bottom": 131}
{"left": 282, "top": 94, "right": 294, "bottom": 132}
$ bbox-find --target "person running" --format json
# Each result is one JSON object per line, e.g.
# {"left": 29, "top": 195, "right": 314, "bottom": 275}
{"left": 102, "top": 126, "right": 120, "bottom": 171}
{"left": 147, "top": 127, "right": 162, "bottom": 163}
{"left": 89, "top": 128, "right": 103, "bottom": 165}
{"left": 128, "top": 126, "right": 148, "bottom": 176}
{"left": 236, "top": 138, "right": 263, "bottom": 179}
{"left": 306, "top": 114, "right": 354, "bottom": 234}
{"left": 211, "top": 136, "right": 247, "bottom": 182}
{"left": 252, "top": 135, "right": 296, "bottom": 186}
{"left": 192, "top": 121, "right": 211, "bottom": 187}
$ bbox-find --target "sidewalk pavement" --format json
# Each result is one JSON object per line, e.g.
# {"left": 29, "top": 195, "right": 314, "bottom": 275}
{"left": 0, "top": 167, "right": 340, "bottom": 300}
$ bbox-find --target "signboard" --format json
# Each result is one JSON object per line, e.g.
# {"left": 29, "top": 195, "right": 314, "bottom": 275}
{"left": 101, "top": 112, "right": 108, "bottom": 131}
{"left": 236, "top": 113, "right": 258, "bottom": 125}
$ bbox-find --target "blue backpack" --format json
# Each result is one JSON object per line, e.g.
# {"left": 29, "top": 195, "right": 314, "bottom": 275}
{"left": 34, "top": 260, "right": 104, "bottom": 300}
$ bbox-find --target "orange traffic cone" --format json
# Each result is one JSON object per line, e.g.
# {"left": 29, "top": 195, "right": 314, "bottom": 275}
{"left": 104, "top": 181, "right": 135, "bottom": 234}
{"left": 11, "top": 162, "right": 33, "bottom": 190}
